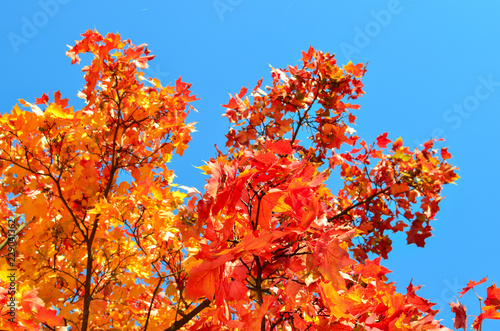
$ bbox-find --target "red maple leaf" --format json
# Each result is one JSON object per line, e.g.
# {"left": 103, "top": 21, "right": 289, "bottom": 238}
{"left": 441, "top": 147, "right": 452, "bottom": 160}
{"left": 376, "top": 132, "right": 391, "bottom": 148}
{"left": 485, "top": 283, "right": 500, "bottom": 307}
{"left": 459, "top": 277, "right": 487, "bottom": 298}
{"left": 35, "top": 93, "right": 49, "bottom": 104}
{"left": 450, "top": 299, "right": 467, "bottom": 330}
{"left": 472, "top": 305, "right": 500, "bottom": 331}
{"left": 300, "top": 46, "right": 315, "bottom": 63}
{"left": 406, "top": 281, "right": 437, "bottom": 314}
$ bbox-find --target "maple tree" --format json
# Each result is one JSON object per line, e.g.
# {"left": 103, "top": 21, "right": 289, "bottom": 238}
{"left": 0, "top": 30, "right": 498, "bottom": 330}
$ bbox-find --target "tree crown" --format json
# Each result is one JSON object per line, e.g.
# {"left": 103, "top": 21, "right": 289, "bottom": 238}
{"left": 0, "top": 30, "right": 496, "bottom": 331}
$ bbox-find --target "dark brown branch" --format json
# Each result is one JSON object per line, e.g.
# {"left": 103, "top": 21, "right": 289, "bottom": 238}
{"left": 164, "top": 299, "right": 211, "bottom": 331}
{"left": 290, "top": 83, "right": 322, "bottom": 145}
{"left": 144, "top": 277, "right": 164, "bottom": 330}
{"left": 328, "top": 187, "right": 390, "bottom": 223}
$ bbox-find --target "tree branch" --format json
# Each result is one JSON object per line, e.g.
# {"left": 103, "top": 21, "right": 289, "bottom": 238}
{"left": 328, "top": 187, "right": 390, "bottom": 223}
{"left": 164, "top": 299, "right": 211, "bottom": 331}
{"left": 144, "top": 276, "right": 164, "bottom": 330}
{"left": 0, "top": 217, "right": 34, "bottom": 251}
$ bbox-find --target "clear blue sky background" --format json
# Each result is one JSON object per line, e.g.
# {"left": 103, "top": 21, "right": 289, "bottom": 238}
{"left": 1, "top": 1, "right": 499, "bottom": 328}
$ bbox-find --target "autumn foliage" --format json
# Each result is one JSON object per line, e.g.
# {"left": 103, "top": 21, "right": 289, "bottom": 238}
{"left": 0, "top": 30, "right": 497, "bottom": 330}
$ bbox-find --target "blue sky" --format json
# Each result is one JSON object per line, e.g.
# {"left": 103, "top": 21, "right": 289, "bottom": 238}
{"left": 1, "top": 1, "right": 499, "bottom": 328}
